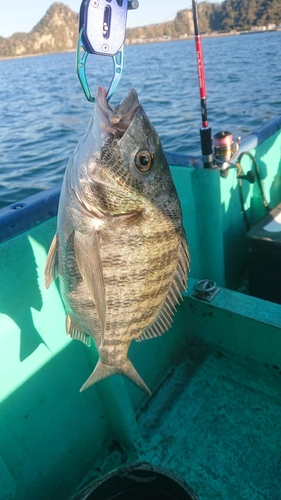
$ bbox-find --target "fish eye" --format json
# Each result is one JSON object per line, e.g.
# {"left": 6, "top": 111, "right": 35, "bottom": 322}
{"left": 135, "top": 150, "right": 153, "bottom": 172}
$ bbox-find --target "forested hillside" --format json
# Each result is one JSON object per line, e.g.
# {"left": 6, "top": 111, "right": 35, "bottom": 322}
{"left": 0, "top": 3, "right": 78, "bottom": 58}
{"left": 126, "top": 0, "right": 281, "bottom": 40}
{"left": 0, "top": 0, "right": 280, "bottom": 59}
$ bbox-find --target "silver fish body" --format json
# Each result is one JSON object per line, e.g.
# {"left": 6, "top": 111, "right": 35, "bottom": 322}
{"left": 45, "top": 87, "right": 189, "bottom": 395}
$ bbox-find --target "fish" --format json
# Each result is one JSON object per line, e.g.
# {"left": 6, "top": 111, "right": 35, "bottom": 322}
{"left": 45, "top": 86, "right": 190, "bottom": 395}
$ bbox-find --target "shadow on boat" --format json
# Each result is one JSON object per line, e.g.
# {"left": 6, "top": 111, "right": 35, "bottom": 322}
{"left": 0, "top": 234, "right": 46, "bottom": 361}
{"left": 0, "top": 339, "right": 110, "bottom": 500}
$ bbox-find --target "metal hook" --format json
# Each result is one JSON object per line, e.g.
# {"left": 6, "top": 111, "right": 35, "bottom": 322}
{"left": 77, "top": 29, "right": 93, "bottom": 102}
{"left": 107, "top": 48, "right": 124, "bottom": 102}
{"left": 76, "top": 0, "right": 137, "bottom": 103}
{"left": 77, "top": 28, "right": 124, "bottom": 103}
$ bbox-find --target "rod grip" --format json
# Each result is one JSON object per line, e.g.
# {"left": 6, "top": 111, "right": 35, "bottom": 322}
{"left": 200, "top": 127, "right": 213, "bottom": 168}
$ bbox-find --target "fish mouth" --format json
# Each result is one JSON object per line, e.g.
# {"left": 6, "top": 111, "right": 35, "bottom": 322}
{"left": 96, "top": 86, "right": 140, "bottom": 139}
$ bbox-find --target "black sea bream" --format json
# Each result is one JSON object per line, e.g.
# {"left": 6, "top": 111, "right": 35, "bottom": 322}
{"left": 45, "top": 87, "right": 189, "bottom": 394}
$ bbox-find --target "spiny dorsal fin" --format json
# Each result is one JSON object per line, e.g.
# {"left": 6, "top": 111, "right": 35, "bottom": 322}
{"left": 181, "top": 235, "right": 190, "bottom": 272}
{"left": 136, "top": 304, "right": 174, "bottom": 342}
{"left": 136, "top": 235, "right": 190, "bottom": 342}
{"left": 74, "top": 230, "right": 106, "bottom": 345}
{"left": 45, "top": 233, "right": 59, "bottom": 288}
{"left": 66, "top": 314, "right": 91, "bottom": 347}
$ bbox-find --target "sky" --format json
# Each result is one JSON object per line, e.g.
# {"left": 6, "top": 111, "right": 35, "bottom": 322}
{"left": 0, "top": 0, "right": 221, "bottom": 39}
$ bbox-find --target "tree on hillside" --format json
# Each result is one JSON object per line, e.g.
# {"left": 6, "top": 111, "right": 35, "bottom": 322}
{"left": 1, "top": 0, "right": 281, "bottom": 58}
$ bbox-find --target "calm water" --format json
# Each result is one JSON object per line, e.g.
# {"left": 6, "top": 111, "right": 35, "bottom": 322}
{"left": 0, "top": 32, "right": 280, "bottom": 208}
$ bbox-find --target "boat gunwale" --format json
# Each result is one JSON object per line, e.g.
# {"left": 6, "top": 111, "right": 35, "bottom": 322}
{"left": 0, "top": 152, "right": 198, "bottom": 244}
{"left": 0, "top": 113, "right": 280, "bottom": 244}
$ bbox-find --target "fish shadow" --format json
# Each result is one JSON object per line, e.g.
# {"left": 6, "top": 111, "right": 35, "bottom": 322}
{"left": 0, "top": 235, "right": 46, "bottom": 361}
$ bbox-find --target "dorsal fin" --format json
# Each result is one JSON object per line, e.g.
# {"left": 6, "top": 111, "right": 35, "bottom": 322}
{"left": 136, "top": 235, "right": 190, "bottom": 342}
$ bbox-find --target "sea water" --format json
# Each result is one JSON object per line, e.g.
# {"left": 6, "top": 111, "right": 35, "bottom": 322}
{"left": 0, "top": 31, "right": 280, "bottom": 208}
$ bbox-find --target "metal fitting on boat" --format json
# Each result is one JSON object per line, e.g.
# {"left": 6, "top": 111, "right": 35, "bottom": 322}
{"left": 193, "top": 279, "right": 219, "bottom": 302}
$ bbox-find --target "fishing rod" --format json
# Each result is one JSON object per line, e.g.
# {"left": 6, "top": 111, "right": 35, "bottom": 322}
{"left": 191, "top": 0, "right": 213, "bottom": 169}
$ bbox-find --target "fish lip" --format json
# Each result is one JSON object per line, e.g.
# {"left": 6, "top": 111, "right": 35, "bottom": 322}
{"left": 95, "top": 86, "right": 140, "bottom": 139}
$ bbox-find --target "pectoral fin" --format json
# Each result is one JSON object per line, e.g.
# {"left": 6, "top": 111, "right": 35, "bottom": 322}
{"left": 74, "top": 231, "right": 106, "bottom": 343}
{"left": 45, "top": 233, "right": 59, "bottom": 288}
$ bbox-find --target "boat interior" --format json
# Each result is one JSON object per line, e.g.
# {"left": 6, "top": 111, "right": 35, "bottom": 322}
{"left": 0, "top": 115, "right": 281, "bottom": 499}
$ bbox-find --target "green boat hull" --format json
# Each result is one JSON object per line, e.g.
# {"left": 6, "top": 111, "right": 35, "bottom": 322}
{"left": 1, "top": 116, "right": 281, "bottom": 499}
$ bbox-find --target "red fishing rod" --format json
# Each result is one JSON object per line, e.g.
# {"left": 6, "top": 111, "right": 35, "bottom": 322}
{"left": 192, "top": 0, "right": 213, "bottom": 168}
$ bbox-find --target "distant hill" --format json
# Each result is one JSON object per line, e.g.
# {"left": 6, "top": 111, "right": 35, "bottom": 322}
{"left": 0, "top": 0, "right": 280, "bottom": 59}
{"left": 126, "top": 0, "right": 281, "bottom": 41}
{"left": 217, "top": 0, "right": 281, "bottom": 32}
{"left": 0, "top": 3, "right": 78, "bottom": 58}
{"left": 125, "top": 5, "right": 219, "bottom": 41}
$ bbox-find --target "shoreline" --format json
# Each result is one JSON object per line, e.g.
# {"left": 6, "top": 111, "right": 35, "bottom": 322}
{"left": 125, "top": 28, "right": 280, "bottom": 46}
{"left": 125, "top": 30, "right": 239, "bottom": 46}
{"left": 0, "top": 29, "right": 280, "bottom": 61}
{"left": 0, "top": 48, "right": 76, "bottom": 62}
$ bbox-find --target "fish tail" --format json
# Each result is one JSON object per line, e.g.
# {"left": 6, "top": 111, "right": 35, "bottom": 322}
{"left": 80, "top": 359, "right": 151, "bottom": 396}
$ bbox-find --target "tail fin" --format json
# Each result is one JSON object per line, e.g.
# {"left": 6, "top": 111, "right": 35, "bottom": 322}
{"left": 80, "top": 359, "right": 151, "bottom": 396}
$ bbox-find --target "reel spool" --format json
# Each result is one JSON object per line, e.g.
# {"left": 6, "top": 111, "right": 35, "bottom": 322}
{"left": 213, "top": 131, "right": 240, "bottom": 173}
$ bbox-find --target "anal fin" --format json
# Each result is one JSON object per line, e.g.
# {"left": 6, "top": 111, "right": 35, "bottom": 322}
{"left": 66, "top": 314, "right": 91, "bottom": 347}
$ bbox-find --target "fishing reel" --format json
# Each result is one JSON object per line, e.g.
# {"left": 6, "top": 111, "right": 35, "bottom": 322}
{"left": 212, "top": 131, "right": 258, "bottom": 185}
{"left": 212, "top": 131, "right": 240, "bottom": 176}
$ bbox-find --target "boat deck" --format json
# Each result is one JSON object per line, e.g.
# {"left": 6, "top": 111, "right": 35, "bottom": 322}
{"left": 71, "top": 337, "right": 281, "bottom": 500}
{"left": 138, "top": 341, "right": 281, "bottom": 500}
{"left": 1, "top": 114, "right": 281, "bottom": 500}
